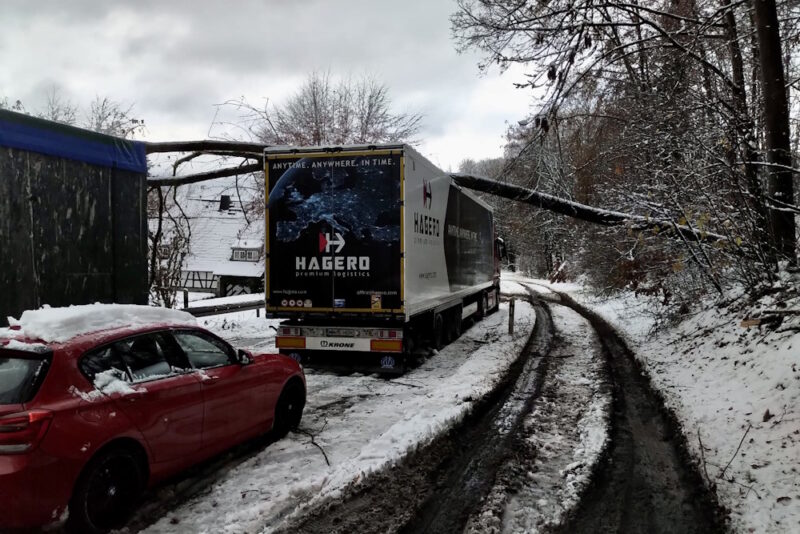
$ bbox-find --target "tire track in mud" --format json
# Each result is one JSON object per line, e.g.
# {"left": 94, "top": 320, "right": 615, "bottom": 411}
{"left": 464, "top": 302, "right": 612, "bottom": 533}
{"left": 529, "top": 286, "right": 727, "bottom": 534}
{"left": 276, "top": 296, "right": 554, "bottom": 534}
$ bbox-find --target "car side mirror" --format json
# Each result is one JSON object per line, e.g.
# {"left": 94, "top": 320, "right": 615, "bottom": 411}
{"left": 237, "top": 349, "right": 252, "bottom": 365}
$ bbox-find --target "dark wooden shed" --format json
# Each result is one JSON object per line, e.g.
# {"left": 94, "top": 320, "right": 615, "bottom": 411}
{"left": 0, "top": 109, "right": 148, "bottom": 326}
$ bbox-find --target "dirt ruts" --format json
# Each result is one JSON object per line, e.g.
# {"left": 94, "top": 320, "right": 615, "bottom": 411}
{"left": 539, "top": 288, "right": 727, "bottom": 534}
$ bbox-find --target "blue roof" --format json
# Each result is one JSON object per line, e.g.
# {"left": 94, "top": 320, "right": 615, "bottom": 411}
{"left": 0, "top": 109, "right": 147, "bottom": 173}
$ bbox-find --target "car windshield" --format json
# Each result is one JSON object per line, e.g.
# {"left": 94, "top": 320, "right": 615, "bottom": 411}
{"left": 0, "top": 353, "right": 48, "bottom": 404}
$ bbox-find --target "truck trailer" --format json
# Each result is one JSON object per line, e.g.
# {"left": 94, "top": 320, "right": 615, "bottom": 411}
{"left": 265, "top": 144, "right": 500, "bottom": 372}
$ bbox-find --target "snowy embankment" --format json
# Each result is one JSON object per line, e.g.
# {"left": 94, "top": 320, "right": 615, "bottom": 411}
{"left": 138, "top": 300, "right": 536, "bottom": 534}
{"left": 513, "top": 273, "right": 800, "bottom": 533}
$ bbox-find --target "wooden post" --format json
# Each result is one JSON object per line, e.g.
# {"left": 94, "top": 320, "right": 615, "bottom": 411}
{"left": 508, "top": 298, "right": 515, "bottom": 335}
{"left": 182, "top": 288, "right": 189, "bottom": 309}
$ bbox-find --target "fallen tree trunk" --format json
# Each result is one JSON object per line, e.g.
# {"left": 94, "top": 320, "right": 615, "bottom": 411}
{"left": 144, "top": 140, "right": 267, "bottom": 154}
{"left": 450, "top": 173, "right": 729, "bottom": 244}
{"left": 144, "top": 150, "right": 730, "bottom": 245}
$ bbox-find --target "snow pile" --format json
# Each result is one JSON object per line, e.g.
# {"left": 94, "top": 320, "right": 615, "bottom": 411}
{"left": 3, "top": 304, "right": 197, "bottom": 343}
{"left": 187, "top": 293, "right": 264, "bottom": 308}
{"left": 94, "top": 369, "right": 139, "bottom": 395}
{"left": 199, "top": 309, "right": 281, "bottom": 353}
{"left": 68, "top": 369, "right": 142, "bottom": 403}
{"left": 536, "top": 277, "right": 800, "bottom": 534}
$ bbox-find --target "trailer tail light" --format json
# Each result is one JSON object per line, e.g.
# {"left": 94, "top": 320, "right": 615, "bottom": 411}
{"left": 377, "top": 329, "right": 402, "bottom": 339}
{"left": 0, "top": 410, "right": 53, "bottom": 454}
{"left": 370, "top": 339, "right": 403, "bottom": 352}
{"left": 279, "top": 326, "right": 301, "bottom": 336}
{"left": 276, "top": 337, "right": 306, "bottom": 349}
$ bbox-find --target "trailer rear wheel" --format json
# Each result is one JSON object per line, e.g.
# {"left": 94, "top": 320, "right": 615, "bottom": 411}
{"left": 452, "top": 313, "right": 462, "bottom": 340}
{"left": 488, "top": 288, "right": 500, "bottom": 314}
{"left": 477, "top": 292, "right": 488, "bottom": 319}
{"left": 433, "top": 313, "right": 445, "bottom": 350}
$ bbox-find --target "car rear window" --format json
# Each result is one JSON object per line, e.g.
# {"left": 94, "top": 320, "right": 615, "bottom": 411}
{"left": 0, "top": 352, "right": 50, "bottom": 404}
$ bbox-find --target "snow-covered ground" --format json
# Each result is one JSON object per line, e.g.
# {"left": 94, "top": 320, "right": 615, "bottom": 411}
{"left": 187, "top": 292, "right": 265, "bottom": 308}
{"left": 136, "top": 300, "right": 536, "bottom": 534}
{"left": 514, "top": 273, "right": 800, "bottom": 533}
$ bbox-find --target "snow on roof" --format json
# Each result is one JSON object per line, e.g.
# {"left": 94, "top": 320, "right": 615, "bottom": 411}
{"left": 3, "top": 304, "right": 197, "bottom": 343}
{"left": 182, "top": 213, "right": 263, "bottom": 276}
{"left": 233, "top": 239, "right": 263, "bottom": 249}
{"left": 152, "top": 185, "right": 263, "bottom": 279}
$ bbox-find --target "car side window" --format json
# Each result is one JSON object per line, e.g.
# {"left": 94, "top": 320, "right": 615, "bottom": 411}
{"left": 80, "top": 346, "right": 130, "bottom": 383}
{"left": 173, "top": 331, "right": 234, "bottom": 370}
{"left": 115, "top": 333, "right": 188, "bottom": 382}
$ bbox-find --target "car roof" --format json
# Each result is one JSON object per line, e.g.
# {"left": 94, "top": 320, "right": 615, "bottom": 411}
{"left": 2, "top": 322, "right": 214, "bottom": 360}
{"left": 1, "top": 304, "right": 200, "bottom": 356}
{"left": 58, "top": 322, "right": 207, "bottom": 353}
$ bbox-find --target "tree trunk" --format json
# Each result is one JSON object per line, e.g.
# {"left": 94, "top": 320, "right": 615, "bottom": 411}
{"left": 723, "top": 0, "right": 770, "bottom": 253}
{"left": 752, "top": 0, "right": 797, "bottom": 263}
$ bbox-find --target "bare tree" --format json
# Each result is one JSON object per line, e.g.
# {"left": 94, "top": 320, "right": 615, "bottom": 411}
{"left": 85, "top": 96, "right": 145, "bottom": 138}
{"left": 451, "top": 0, "right": 799, "bottom": 301}
{"left": 38, "top": 86, "right": 78, "bottom": 125}
{"left": 232, "top": 71, "right": 422, "bottom": 146}
{"left": 2, "top": 89, "right": 145, "bottom": 139}
{"left": 147, "top": 185, "right": 191, "bottom": 308}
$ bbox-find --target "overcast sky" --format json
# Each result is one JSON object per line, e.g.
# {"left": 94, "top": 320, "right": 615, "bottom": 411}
{"left": 1, "top": 0, "right": 532, "bottom": 171}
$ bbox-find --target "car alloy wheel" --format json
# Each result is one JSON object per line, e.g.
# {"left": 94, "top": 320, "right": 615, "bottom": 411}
{"left": 68, "top": 447, "right": 144, "bottom": 534}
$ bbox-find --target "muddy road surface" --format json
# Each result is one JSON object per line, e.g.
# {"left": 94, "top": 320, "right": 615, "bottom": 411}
{"left": 281, "top": 287, "right": 726, "bottom": 534}
{"left": 545, "top": 288, "right": 726, "bottom": 534}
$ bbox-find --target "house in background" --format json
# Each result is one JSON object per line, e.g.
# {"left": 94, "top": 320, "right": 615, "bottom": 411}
{"left": 154, "top": 179, "right": 265, "bottom": 298}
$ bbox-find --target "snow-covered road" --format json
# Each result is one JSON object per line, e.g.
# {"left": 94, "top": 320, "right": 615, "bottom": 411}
{"left": 128, "top": 301, "right": 536, "bottom": 534}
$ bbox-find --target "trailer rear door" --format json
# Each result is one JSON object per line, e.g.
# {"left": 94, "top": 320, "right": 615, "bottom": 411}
{"left": 265, "top": 150, "right": 403, "bottom": 316}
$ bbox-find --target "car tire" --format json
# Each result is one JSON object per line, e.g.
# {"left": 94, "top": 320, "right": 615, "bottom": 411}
{"left": 66, "top": 446, "right": 145, "bottom": 534}
{"left": 273, "top": 382, "right": 305, "bottom": 439}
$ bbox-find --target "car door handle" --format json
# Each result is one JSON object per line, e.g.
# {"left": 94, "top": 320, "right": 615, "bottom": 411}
{"left": 201, "top": 374, "right": 221, "bottom": 383}
{"left": 124, "top": 390, "right": 147, "bottom": 402}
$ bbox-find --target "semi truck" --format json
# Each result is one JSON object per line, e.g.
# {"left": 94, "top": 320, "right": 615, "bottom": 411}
{"left": 265, "top": 144, "right": 500, "bottom": 372}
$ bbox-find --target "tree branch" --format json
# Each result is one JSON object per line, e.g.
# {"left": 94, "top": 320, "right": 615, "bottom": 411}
{"left": 148, "top": 162, "right": 263, "bottom": 187}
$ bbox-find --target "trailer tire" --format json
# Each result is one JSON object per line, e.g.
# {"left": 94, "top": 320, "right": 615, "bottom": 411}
{"left": 489, "top": 288, "right": 500, "bottom": 314}
{"left": 433, "top": 313, "right": 445, "bottom": 350}
{"left": 452, "top": 313, "right": 462, "bottom": 340}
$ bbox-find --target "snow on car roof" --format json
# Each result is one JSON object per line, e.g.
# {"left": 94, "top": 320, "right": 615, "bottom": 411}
{"left": 3, "top": 304, "right": 197, "bottom": 343}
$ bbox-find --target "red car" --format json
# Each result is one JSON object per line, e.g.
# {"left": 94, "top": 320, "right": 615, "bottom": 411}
{"left": 0, "top": 305, "right": 305, "bottom": 533}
